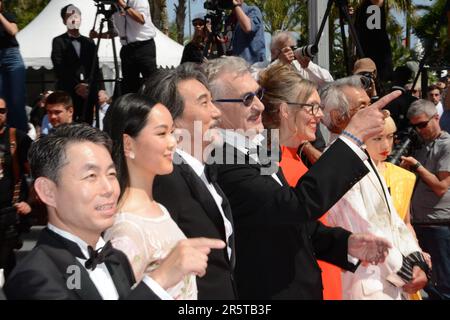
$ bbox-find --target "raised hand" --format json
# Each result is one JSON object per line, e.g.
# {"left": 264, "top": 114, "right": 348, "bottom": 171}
{"left": 348, "top": 233, "right": 392, "bottom": 265}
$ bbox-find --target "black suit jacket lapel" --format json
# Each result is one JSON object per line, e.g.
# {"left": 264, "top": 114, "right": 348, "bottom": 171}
{"left": 177, "top": 161, "right": 227, "bottom": 241}
{"left": 62, "top": 33, "right": 80, "bottom": 61}
{"left": 106, "top": 258, "right": 132, "bottom": 299}
{"left": 37, "top": 228, "right": 103, "bottom": 300}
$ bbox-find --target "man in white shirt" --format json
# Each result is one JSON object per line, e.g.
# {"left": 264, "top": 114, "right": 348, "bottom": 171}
{"left": 3, "top": 123, "right": 224, "bottom": 299}
{"left": 142, "top": 63, "right": 237, "bottom": 299}
{"left": 427, "top": 85, "right": 444, "bottom": 117}
{"left": 93, "top": 90, "right": 110, "bottom": 130}
{"left": 113, "top": 0, "right": 157, "bottom": 94}
{"left": 270, "top": 31, "right": 334, "bottom": 88}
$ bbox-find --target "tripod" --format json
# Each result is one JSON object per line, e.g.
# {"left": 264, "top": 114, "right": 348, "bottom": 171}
{"left": 83, "top": 3, "right": 122, "bottom": 128}
{"left": 313, "top": 0, "right": 365, "bottom": 75}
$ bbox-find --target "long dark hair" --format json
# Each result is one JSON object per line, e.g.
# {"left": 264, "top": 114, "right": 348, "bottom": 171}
{"left": 104, "top": 93, "right": 157, "bottom": 199}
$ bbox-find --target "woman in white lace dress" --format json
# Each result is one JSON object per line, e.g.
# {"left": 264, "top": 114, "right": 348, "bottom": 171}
{"left": 103, "top": 94, "right": 197, "bottom": 299}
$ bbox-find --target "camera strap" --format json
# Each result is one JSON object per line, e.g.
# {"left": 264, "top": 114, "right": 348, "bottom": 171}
{"left": 8, "top": 128, "right": 22, "bottom": 204}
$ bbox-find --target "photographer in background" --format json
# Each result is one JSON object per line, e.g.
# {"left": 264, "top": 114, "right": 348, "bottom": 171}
{"left": 401, "top": 99, "right": 450, "bottom": 300}
{"left": 352, "top": 58, "right": 379, "bottom": 102}
{"left": 180, "top": 13, "right": 209, "bottom": 64}
{"left": 230, "top": 0, "right": 265, "bottom": 64}
{"left": 271, "top": 31, "right": 334, "bottom": 88}
{"left": 93, "top": 0, "right": 157, "bottom": 94}
{"left": 0, "top": 0, "right": 28, "bottom": 133}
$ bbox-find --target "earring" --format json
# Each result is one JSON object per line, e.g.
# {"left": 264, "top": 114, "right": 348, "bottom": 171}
{"left": 128, "top": 152, "right": 135, "bottom": 160}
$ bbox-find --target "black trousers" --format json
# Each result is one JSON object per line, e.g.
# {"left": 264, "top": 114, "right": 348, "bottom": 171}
{"left": 120, "top": 38, "right": 157, "bottom": 94}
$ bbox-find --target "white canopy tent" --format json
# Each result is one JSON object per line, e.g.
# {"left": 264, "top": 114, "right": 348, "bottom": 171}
{"left": 16, "top": 0, "right": 183, "bottom": 95}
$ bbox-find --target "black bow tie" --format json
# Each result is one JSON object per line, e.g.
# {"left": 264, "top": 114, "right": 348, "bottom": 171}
{"left": 70, "top": 37, "right": 81, "bottom": 42}
{"left": 84, "top": 241, "right": 116, "bottom": 271}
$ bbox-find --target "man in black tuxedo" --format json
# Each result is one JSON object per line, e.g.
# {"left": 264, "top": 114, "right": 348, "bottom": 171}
{"left": 4, "top": 123, "right": 224, "bottom": 300}
{"left": 204, "top": 56, "right": 401, "bottom": 299}
{"left": 142, "top": 63, "right": 236, "bottom": 299}
{"left": 51, "top": 4, "right": 101, "bottom": 125}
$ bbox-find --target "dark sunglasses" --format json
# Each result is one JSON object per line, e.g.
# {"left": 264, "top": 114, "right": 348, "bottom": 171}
{"left": 285, "top": 102, "right": 322, "bottom": 116}
{"left": 411, "top": 114, "right": 436, "bottom": 129}
{"left": 213, "top": 88, "right": 265, "bottom": 107}
{"left": 192, "top": 21, "right": 204, "bottom": 27}
{"left": 0, "top": 108, "right": 7, "bottom": 114}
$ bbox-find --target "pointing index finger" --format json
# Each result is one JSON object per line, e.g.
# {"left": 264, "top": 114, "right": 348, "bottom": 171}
{"left": 372, "top": 90, "right": 402, "bottom": 110}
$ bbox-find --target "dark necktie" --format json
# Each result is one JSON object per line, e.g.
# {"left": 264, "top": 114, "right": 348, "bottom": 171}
{"left": 84, "top": 241, "right": 118, "bottom": 271}
{"left": 70, "top": 37, "right": 81, "bottom": 43}
{"left": 204, "top": 164, "right": 236, "bottom": 270}
{"left": 204, "top": 163, "right": 218, "bottom": 183}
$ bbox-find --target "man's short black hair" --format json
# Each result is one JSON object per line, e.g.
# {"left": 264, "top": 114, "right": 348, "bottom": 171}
{"left": 60, "top": 4, "right": 74, "bottom": 20}
{"left": 29, "top": 123, "right": 112, "bottom": 183}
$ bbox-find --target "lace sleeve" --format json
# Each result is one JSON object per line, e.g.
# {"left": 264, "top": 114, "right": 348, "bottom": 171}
{"left": 104, "top": 221, "right": 152, "bottom": 283}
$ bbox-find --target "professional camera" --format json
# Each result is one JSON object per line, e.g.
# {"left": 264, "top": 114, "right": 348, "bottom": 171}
{"left": 358, "top": 72, "right": 374, "bottom": 90}
{"left": 293, "top": 44, "right": 319, "bottom": 60}
{"left": 204, "top": 0, "right": 234, "bottom": 11}
{"left": 93, "top": 0, "right": 119, "bottom": 17}
{"left": 387, "top": 127, "right": 422, "bottom": 165}
{"left": 93, "top": 0, "right": 117, "bottom": 4}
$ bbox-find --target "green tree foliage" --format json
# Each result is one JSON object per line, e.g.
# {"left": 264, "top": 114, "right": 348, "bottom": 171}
{"left": 4, "top": 0, "right": 50, "bottom": 30}
{"left": 246, "top": 0, "right": 304, "bottom": 34}
{"left": 413, "top": 0, "right": 449, "bottom": 68}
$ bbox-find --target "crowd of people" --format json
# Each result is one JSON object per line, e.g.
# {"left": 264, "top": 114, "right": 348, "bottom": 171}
{"left": 1, "top": 0, "right": 449, "bottom": 301}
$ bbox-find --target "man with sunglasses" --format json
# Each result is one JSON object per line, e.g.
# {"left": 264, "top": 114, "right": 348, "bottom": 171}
{"left": 0, "top": 98, "right": 32, "bottom": 278}
{"left": 401, "top": 99, "right": 450, "bottom": 300}
{"left": 204, "top": 56, "right": 400, "bottom": 299}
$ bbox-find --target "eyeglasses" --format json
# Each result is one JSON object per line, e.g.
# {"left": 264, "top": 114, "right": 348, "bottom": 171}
{"left": 213, "top": 88, "right": 265, "bottom": 107}
{"left": 192, "top": 21, "right": 204, "bottom": 27}
{"left": 0, "top": 108, "right": 7, "bottom": 114}
{"left": 285, "top": 102, "right": 322, "bottom": 116}
{"left": 411, "top": 115, "right": 436, "bottom": 129}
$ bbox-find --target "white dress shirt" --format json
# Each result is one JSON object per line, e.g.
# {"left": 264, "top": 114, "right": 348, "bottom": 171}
{"left": 220, "top": 129, "right": 367, "bottom": 187}
{"left": 176, "top": 149, "right": 233, "bottom": 260}
{"left": 292, "top": 60, "right": 334, "bottom": 87}
{"left": 93, "top": 103, "right": 110, "bottom": 130}
{"left": 436, "top": 101, "right": 444, "bottom": 117}
{"left": 70, "top": 37, "right": 81, "bottom": 57}
{"left": 113, "top": 0, "right": 156, "bottom": 45}
{"left": 47, "top": 224, "right": 172, "bottom": 300}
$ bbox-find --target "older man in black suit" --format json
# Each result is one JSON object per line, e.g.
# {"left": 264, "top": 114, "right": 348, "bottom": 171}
{"left": 203, "top": 56, "right": 401, "bottom": 299}
{"left": 3, "top": 124, "right": 224, "bottom": 300}
{"left": 141, "top": 63, "right": 236, "bottom": 299}
{"left": 51, "top": 4, "right": 101, "bottom": 124}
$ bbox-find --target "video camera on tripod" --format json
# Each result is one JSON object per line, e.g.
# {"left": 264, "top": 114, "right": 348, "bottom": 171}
{"left": 201, "top": 0, "right": 234, "bottom": 59}
{"left": 93, "top": 0, "right": 120, "bottom": 16}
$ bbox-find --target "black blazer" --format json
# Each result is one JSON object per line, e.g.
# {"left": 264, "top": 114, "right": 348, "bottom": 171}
{"left": 3, "top": 228, "right": 159, "bottom": 300}
{"left": 51, "top": 33, "right": 100, "bottom": 123}
{"left": 153, "top": 157, "right": 236, "bottom": 300}
{"left": 213, "top": 138, "right": 369, "bottom": 299}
